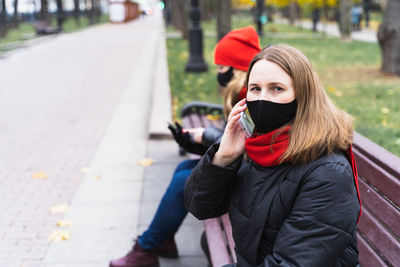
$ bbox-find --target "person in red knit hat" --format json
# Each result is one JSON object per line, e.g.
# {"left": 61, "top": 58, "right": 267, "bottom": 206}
{"left": 109, "top": 26, "right": 260, "bottom": 267}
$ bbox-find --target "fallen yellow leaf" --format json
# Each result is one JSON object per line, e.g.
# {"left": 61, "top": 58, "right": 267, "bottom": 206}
{"left": 206, "top": 114, "right": 221, "bottom": 121}
{"left": 48, "top": 230, "right": 71, "bottom": 242}
{"left": 31, "top": 171, "right": 48, "bottom": 179}
{"left": 137, "top": 158, "right": 154, "bottom": 166}
{"left": 327, "top": 86, "right": 336, "bottom": 93}
{"left": 80, "top": 167, "right": 91, "bottom": 173}
{"left": 56, "top": 219, "right": 73, "bottom": 227}
{"left": 50, "top": 204, "right": 70, "bottom": 214}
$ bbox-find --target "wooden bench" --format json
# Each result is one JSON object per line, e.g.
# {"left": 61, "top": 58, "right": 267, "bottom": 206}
{"left": 181, "top": 101, "right": 400, "bottom": 267}
{"left": 181, "top": 101, "right": 236, "bottom": 266}
{"left": 34, "top": 20, "right": 61, "bottom": 35}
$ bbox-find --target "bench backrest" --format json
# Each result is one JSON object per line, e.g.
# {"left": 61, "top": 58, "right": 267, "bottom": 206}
{"left": 353, "top": 132, "right": 400, "bottom": 267}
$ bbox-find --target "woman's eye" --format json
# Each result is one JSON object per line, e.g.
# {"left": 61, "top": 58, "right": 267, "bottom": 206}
{"left": 250, "top": 87, "right": 261, "bottom": 91}
{"left": 271, "top": 86, "right": 283, "bottom": 92}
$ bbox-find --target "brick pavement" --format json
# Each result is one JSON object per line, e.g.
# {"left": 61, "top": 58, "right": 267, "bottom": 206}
{"left": 0, "top": 14, "right": 161, "bottom": 267}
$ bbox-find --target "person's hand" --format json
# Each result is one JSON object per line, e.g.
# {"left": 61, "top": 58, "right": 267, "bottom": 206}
{"left": 168, "top": 122, "right": 191, "bottom": 146}
{"left": 212, "top": 98, "right": 247, "bottom": 166}
{"left": 168, "top": 122, "right": 208, "bottom": 155}
{"left": 185, "top": 127, "right": 205, "bottom": 144}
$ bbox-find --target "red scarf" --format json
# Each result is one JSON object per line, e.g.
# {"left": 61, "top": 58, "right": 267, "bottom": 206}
{"left": 238, "top": 86, "right": 247, "bottom": 101}
{"left": 245, "top": 127, "right": 290, "bottom": 167}
{"left": 347, "top": 145, "right": 362, "bottom": 224}
{"left": 245, "top": 128, "right": 362, "bottom": 223}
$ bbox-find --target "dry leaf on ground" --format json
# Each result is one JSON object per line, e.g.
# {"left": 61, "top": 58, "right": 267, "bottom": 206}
{"left": 80, "top": 167, "right": 92, "bottom": 173}
{"left": 57, "top": 219, "right": 73, "bottom": 227}
{"left": 137, "top": 158, "right": 154, "bottom": 166}
{"left": 50, "top": 204, "right": 70, "bottom": 214}
{"left": 48, "top": 230, "right": 71, "bottom": 242}
{"left": 31, "top": 171, "right": 48, "bottom": 179}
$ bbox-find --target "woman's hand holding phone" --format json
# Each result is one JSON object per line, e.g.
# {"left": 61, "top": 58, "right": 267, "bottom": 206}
{"left": 212, "top": 98, "right": 247, "bottom": 167}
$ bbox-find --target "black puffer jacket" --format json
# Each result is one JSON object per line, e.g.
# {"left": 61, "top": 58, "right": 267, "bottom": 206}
{"left": 202, "top": 125, "right": 225, "bottom": 148}
{"left": 185, "top": 143, "right": 360, "bottom": 267}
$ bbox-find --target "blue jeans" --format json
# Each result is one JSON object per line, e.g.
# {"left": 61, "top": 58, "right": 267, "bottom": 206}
{"left": 139, "top": 159, "right": 199, "bottom": 250}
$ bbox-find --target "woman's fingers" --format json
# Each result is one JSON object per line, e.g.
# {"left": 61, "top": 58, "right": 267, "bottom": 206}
{"left": 228, "top": 98, "right": 247, "bottom": 121}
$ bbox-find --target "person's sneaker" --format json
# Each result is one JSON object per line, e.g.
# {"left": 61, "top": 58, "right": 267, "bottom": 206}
{"left": 109, "top": 241, "right": 159, "bottom": 267}
{"left": 154, "top": 236, "right": 179, "bottom": 258}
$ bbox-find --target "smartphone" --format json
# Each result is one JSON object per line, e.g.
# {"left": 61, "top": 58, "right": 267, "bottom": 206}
{"left": 238, "top": 108, "right": 255, "bottom": 138}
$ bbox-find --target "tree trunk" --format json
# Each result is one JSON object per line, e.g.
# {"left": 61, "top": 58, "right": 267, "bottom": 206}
{"left": 13, "top": 0, "right": 19, "bottom": 27}
{"left": 93, "top": 0, "right": 100, "bottom": 23}
{"left": 56, "top": 0, "right": 64, "bottom": 30}
{"left": 201, "top": 0, "right": 214, "bottom": 20}
{"left": 39, "top": 0, "right": 48, "bottom": 21}
{"left": 378, "top": 0, "right": 400, "bottom": 76}
{"left": 74, "top": 0, "right": 80, "bottom": 25}
{"left": 0, "top": 0, "right": 6, "bottom": 37}
{"left": 289, "top": 0, "right": 296, "bottom": 25}
{"left": 86, "top": 0, "right": 94, "bottom": 24}
{"left": 171, "top": 0, "right": 188, "bottom": 39}
{"left": 216, "top": 0, "right": 231, "bottom": 41}
{"left": 339, "top": 0, "right": 352, "bottom": 41}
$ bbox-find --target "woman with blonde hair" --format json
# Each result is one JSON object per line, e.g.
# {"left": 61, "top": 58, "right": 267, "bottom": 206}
{"left": 185, "top": 44, "right": 362, "bottom": 266}
{"left": 110, "top": 26, "right": 260, "bottom": 267}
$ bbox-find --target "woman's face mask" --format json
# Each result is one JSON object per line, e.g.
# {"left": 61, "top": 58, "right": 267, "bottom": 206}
{"left": 247, "top": 100, "right": 297, "bottom": 133}
{"left": 217, "top": 66, "right": 234, "bottom": 87}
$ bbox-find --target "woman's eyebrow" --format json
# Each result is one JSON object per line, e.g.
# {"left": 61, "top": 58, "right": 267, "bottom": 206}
{"left": 269, "top": 82, "right": 286, "bottom": 87}
{"left": 248, "top": 82, "right": 259, "bottom": 87}
{"left": 248, "top": 81, "right": 287, "bottom": 87}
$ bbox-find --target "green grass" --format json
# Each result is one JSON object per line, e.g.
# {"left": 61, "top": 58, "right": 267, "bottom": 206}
{"left": 167, "top": 36, "right": 221, "bottom": 119}
{"left": 167, "top": 19, "right": 400, "bottom": 156}
{"left": 0, "top": 23, "right": 36, "bottom": 47}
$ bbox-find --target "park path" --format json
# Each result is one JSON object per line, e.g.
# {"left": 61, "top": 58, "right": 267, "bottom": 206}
{"left": 0, "top": 2, "right": 205, "bottom": 266}
{"left": 299, "top": 19, "right": 378, "bottom": 42}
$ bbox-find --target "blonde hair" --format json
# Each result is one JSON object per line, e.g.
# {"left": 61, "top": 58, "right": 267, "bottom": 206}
{"left": 222, "top": 69, "right": 247, "bottom": 118}
{"left": 246, "top": 44, "right": 354, "bottom": 165}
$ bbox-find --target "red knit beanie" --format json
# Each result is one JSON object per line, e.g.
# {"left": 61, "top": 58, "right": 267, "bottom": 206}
{"left": 214, "top": 26, "right": 261, "bottom": 72}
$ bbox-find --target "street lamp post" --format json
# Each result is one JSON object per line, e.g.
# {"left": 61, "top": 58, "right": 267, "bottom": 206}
{"left": 185, "top": 0, "right": 208, "bottom": 72}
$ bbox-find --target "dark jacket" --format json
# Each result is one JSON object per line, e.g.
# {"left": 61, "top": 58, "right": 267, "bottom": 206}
{"left": 185, "top": 144, "right": 360, "bottom": 267}
{"left": 202, "top": 125, "right": 224, "bottom": 148}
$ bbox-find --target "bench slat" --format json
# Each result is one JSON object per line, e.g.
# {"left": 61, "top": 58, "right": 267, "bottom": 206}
{"left": 353, "top": 132, "right": 400, "bottom": 178}
{"left": 203, "top": 218, "right": 233, "bottom": 266}
{"left": 182, "top": 116, "right": 192, "bottom": 129}
{"left": 200, "top": 115, "right": 213, "bottom": 127}
{"left": 353, "top": 147, "right": 400, "bottom": 208}
{"left": 189, "top": 114, "right": 205, "bottom": 128}
{"left": 358, "top": 177, "right": 400, "bottom": 238}
{"left": 357, "top": 233, "right": 388, "bottom": 267}
{"left": 221, "top": 213, "right": 237, "bottom": 263}
{"left": 358, "top": 208, "right": 400, "bottom": 266}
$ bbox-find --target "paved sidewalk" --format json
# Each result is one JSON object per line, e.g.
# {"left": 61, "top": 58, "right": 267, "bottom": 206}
{"left": 299, "top": 20, "right": 378, "bottom": 43}
{"left": 0, "top": 2, "right": 205, "bottom": 266}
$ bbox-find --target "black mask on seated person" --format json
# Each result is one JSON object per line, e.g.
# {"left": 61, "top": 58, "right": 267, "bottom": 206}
{"left": 217, "top": 67, "right": 234, "bottom": 87}
{"left": 247, "top": 99, "right": 297, "bottom": 133}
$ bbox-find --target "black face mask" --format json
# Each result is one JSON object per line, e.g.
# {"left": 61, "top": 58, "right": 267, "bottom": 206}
{"left": 247, "top": 100, "right": 297, "bottom": 133}
{"left": 217, "top": 67, "right": 234, "bottom": 87}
